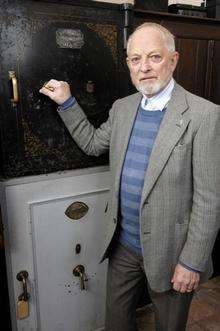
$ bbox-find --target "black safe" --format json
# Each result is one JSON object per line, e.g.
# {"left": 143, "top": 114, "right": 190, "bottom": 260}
{"left": 0, "top": 0, "right": 131, "bottom": 178}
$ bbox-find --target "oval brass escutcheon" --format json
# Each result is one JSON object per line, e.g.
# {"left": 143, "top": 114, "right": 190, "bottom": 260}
{"left": 65, "top": 201, "right": 89, "bottom": 220}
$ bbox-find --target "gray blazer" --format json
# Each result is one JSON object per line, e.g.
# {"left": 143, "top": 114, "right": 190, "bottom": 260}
{"left": 59, "top": 83, "right": 220, "bottom": 291}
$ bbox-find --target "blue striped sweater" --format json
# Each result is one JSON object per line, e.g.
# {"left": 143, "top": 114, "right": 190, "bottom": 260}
{"left": 118, "top": 104, "right": 166, "bottom": 254}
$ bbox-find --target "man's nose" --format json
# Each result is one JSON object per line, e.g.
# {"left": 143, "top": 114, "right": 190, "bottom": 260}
{"left": 140, "top": 60, "right": 152, "bottom": 72}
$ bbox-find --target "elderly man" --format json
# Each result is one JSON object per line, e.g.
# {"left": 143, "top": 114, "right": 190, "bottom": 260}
{"left": 40, "top": 23, "right": 220, "bottom": 331}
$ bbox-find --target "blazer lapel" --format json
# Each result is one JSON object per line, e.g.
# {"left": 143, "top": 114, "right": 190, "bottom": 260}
{"left": 115, "top": 93, "right": 142, "bottom": 195}
{"left": 141, "top": 83, "right": 190, "bottom": 207}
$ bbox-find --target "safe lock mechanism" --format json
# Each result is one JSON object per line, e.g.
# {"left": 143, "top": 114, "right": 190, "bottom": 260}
{"left": 16, "top": 270, "right": 30, "bottom": 319}
{"left": 73, "top": 265, "right": 86, "bottom": 290}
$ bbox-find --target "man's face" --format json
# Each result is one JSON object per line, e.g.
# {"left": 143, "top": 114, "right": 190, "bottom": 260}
{"left": 126, "top": 27, "right": 179, "bottom": 97}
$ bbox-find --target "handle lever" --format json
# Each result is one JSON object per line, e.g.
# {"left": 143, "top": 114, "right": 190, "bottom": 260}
{"left": 9, "top": 71, "right": 19, "bottom": 105}
{"left": 16, "top": 270, "right": 30, "bottom": 301}
{"left": 73, "top": 265, "right": 86, "bottom": 290}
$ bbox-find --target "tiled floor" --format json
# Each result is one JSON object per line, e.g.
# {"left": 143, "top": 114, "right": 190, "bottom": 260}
{"left": 136, "top": 276, "right": 220, "bottom": 331}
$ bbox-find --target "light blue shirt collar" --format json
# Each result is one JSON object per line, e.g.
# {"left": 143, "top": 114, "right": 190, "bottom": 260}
{"left": 141, "top": 78, "right": 174, "bottom": 112}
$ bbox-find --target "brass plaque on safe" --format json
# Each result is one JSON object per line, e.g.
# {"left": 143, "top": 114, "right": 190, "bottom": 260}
{"left": 65, "top": 201, "right": 89, "bottom": 220}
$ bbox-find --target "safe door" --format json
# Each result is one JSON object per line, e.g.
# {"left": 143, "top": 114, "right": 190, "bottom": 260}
{"left": 30, "top": 189, "right": 109, "bottom": 330}
{"left": 0, "top": 0, "right": 126, "bottom": 178}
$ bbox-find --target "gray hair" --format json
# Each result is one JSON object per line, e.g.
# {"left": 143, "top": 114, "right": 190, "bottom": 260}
{"left": 127, "top": 22, "right": 176, "bottom": 54}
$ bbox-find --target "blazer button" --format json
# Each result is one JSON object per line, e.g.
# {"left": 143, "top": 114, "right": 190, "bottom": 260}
{"left": 113, "top": 218, "right": 117, "bottom": 224}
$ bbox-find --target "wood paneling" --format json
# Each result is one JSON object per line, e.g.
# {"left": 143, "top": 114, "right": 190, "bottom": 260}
{"left": 175, "top": 38, "right": 208, "bottom": 96}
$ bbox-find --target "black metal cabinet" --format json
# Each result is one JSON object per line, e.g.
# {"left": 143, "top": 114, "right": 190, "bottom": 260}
{"left": 0, "top": 0, "right": 129, "bottom": 178}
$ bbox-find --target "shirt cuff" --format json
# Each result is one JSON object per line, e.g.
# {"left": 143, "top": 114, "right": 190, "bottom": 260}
{"left": 57, "top": 96, "right": 76, "bottom": 112}
{"left": 178, "top": 260, "right": 201, "bottom": 273}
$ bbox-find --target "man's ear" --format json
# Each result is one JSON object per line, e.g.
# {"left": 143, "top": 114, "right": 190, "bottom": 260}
{"left": 126, "top": 57, "right": 130, "bottom": 68}
{"left": 171, "top": 51, "right": 179, "bottom": 70}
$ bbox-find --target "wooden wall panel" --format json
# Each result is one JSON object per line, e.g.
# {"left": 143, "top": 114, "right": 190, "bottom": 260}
{"left": 174, "top": 38, "right": 208, "bottom": 96}
{"left": 209, "top": 40, "right": 220, "bottom": 104}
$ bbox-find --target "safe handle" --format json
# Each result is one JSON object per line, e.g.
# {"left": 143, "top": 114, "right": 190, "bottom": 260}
{"left": 9, "top": 71, "right": 19, "bottom": 104}
{"left": 73, "top": 265, "right": 86, "bottom": 290}
{"left": 16, "top": 270, "right": 30, "bottom": 301}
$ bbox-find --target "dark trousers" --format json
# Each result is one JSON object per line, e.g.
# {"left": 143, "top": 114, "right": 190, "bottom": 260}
{"left": 105, "top": 242, "right": 193, "bottom": 331}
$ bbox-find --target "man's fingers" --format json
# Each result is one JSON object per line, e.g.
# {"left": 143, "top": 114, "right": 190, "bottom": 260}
{"left": 40, "top": 79, "right": 61, "bottom": 93}
{"left": 173, "top": 277, "right": 198, "bottom": 292}
{"left": 46, "top": 79, "right": 61, "bottom": 88}
{"left": 172, "top": 281, "right": 181, "bottom": 292}
{"left": 39, "top": 86, "right": 55, "bottom": 99}
{"left": 192, "top": 280, "right": 199, "bottom": 290}
{"left": 171, "top": 264, "right": 200, "bottom": 294}
{"left": 173, "top": 280, "right": 195, "bottom": 293}
{"left": 173, "top": 280, "right": 189, "bottom": 293}
{"left": 43, "top": 83, "right": 55, "bottom": 92}
{"left": 186, "top": 288, "right": 193, "bottom": 293}
{"left": 173, "top": 281, "right": 198, "bottom": 293}
{"left": 179, "top": 286, "right": 188, "bottom": 293}
{"left": 39, "top": 79, "right": 72, "bottom": 105}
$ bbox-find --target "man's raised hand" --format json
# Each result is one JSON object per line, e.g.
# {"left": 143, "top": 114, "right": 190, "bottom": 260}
{"left": 39, "top": 79, "right": 72, "bottom": 105}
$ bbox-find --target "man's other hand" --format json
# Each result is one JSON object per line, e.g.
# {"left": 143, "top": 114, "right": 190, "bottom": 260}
{"left": 171, "top": 263, "right": 200, "bottom": 293}
{"left": 39, "top": 79, "right": 72, "bottom": 105}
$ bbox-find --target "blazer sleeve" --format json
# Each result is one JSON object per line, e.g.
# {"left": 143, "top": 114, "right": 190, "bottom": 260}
{"left": 58, "top": 100, "right": 116, "bottom": 156}
{"left": 179, "top": 105, "right": 220, "bottom": 272}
